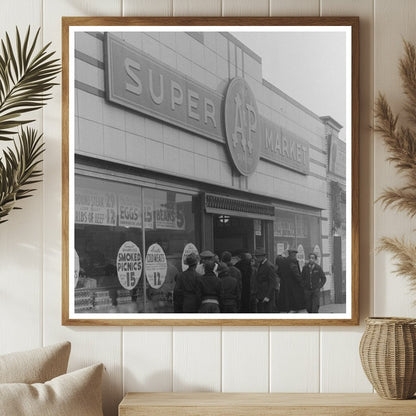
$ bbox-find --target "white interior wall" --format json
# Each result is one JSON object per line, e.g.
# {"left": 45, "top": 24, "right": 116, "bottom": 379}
{"left": 1, "top": 1, "right": 416, "bottom": 415}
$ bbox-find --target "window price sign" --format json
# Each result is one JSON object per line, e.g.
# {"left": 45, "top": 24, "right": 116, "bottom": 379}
{"left": 118, "top": 193, "right": 154, "bottom": 229}
{"left": 145, "top": 243, "right": 167, "bottom": 289}
{"left": 75, "top": 187, "right": 117, "bottom": 226}
{"left": 117, "top": 241, "right": 142, "bottom": 290}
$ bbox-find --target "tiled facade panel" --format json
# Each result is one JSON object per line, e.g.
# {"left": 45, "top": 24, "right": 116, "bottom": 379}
{"left": 321, "top": 217, "right": 330, "bottom": 236}
{"left": 322, "top": 237, "right": 330, "bottom": 255}
{"left": 78, "top": 118, "right": 104, "bottom": 155}
{"left": 323, "top": 193, "right": 335, "bottom": 298}
{"left": 243, "top": 52, "right": 262, "bottom": 81}
{"left": 126, "top": 133, "right": 147, "bottom": 166}
{"left": 75, "top": 58, "right": 104, "bottom": 90}
{"left": 77, "top": 89, "right": 103, "bottom": 124}
{"left": 309, "top": 147, "right": 327, "bottom": 166}
{"left": 103, "top": 125, "right": 126, "bottom": 160}
{"left": 309, "top": 161, "right": 327, "bottom": 178}
{"left": 75, "top": 32, "right": 104, "bottom": 62}
{"left": 275, "top": 176, "right": 326, "bottom": 208}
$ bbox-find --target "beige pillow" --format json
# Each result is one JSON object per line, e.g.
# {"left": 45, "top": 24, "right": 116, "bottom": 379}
{"left": 0, "top": 342, "right": 71, "bottom": 384}
{"left": 0, "top": 363, "right": 104, "bottom": 416}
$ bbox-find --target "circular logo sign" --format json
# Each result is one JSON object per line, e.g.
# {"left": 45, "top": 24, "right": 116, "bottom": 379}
{"left": 224, "top": 77, "right": 260, "bottom": 176}
{"left": 297, "top": 244, "right": 305, "bottom": 269}
{"left": 313, "top": 244, "right": 322, "bottom": 265}
{"left": 74, "top": 249, "right": 80, "bottom": 288}
{"left": 117, "top": 241, "right": 142, "bottom": 290}
{"left": 181, "top": 243, "right": 199, "bottom": 271}
{"left": 145, "top": 243, "right": 167, "bottom": 289}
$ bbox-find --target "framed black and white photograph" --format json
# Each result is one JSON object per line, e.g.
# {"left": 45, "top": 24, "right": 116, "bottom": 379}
{"left": 62, "top": 16, "right": 359, "bottom": 325}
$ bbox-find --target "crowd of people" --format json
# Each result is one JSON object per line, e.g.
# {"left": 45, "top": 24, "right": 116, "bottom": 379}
{"left": 173, "top": 248, "right": 327, "bottom": 314}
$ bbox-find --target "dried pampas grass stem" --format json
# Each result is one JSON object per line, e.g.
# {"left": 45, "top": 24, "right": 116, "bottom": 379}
{"left": 376, "top": 40, "right": 416, "bottom": 297}
{"left": 378, "top": 237, "right": 416, "bottom": 298}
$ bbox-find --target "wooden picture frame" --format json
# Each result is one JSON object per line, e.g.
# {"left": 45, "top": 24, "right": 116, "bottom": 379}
{"left": 62, "top": 16, "right": 359, "bottom": 326}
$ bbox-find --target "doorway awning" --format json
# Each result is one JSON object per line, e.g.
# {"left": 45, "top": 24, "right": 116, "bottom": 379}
{"left": 203, "top": 193, "right": 275, "bottom": 220}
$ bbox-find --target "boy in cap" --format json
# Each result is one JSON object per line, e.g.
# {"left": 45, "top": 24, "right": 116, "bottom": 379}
{"left": 221, "top": 251, "right": 242, "bottom": 299}
{"left": 197, "top": 249, "right": 216, "bottom": 275}
{"left": 173, "top": 253, "right": 202, "bottom": 313}
{"left": 217, "top": 262, "right": 240, "bottom": 313}
{"left": 199, "top": 257, "right": 222, "bottom": 313}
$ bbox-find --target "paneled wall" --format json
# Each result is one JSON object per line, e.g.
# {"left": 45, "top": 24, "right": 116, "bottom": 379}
{"left": 1, "top": 1, "right": 416, "bottom": 415}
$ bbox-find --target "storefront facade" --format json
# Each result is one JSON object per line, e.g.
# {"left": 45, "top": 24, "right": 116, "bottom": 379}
{"left": 323, "top": 117, "right": 347, "bottom": 304}
{"left": 73, "top": 30, "right": 343, "bottom": 313}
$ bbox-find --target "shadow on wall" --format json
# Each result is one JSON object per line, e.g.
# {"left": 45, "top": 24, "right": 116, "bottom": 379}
{"left": 102, "top": 365, "right": 124, "bottom": 416}
{"left": 123, "top": 368, "right": 216, "bottom": 393}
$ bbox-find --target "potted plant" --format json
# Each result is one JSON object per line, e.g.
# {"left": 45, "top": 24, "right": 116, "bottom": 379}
{"left": 359, "top": 40, "right": 416, "bottom": 400}
{"left": 0, "top": 27, "right": 60, "bottom": 224}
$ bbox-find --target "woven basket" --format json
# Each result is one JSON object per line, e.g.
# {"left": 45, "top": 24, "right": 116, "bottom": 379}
{"left": 359, "top": 317, "right": 416, "bottom": 399}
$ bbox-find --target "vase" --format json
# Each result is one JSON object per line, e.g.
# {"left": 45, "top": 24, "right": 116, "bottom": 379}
{"left": 359, "top": 317, "right": 416, "bottom": 399}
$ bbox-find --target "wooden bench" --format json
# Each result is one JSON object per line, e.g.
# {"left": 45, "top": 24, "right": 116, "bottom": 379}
{"left": 119, "top": 392, "right": 416, "bottom": 415}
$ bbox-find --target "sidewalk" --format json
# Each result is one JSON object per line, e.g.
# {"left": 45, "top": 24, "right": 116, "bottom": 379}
{"left": 319, "top": 303, "right": 346, "bottom": 313}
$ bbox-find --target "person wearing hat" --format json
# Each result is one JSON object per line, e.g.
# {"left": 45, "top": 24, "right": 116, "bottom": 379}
{"left": 254, "top": 248, "right": 278, "bottom": 313}
{"left": 274, "top": 255, "right": 286, "bottom": 311}
{"left": 196, "top": 249, "right": 216, "bottom": 275}
{"left": 173, "top": 253, "right": 202, "bottom": 313}
{"left": 235, "top": 251, "right": 253, "bottom": 313}
{"left": 199, "top": 256, "right": 222, "bottom": 313}
{"left": 217, "top": 262, "right": 240, "bottom": 313}
{"left": 221, "top": 251, "right": 242, "bottom": 298}
{"left": 277, "top": 248, "right": 305, "bottom": 313}
{"left": 301, "top": 253, "right": 326, "bottom": 313}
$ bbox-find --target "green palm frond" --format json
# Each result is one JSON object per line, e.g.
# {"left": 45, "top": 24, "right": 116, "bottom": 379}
{"left": 0, "top": 127, "right": 45, "bottom": 223}
{"left": 0, "top": 26, "right": 61, "bottom": 141}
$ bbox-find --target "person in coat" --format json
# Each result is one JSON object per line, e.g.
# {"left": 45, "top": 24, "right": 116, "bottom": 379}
{"left": 197, "top": 249, "right": 217, "bottom": 275}
{"left": 278, "top": 249, "right": 305, "bottom": 312}
{"left": 276, "top": 255, "right": 290, "bottom": 312}
{"left": 253, "top": 248, "right": 277, "bottom": 313}
{"left": 199, "top": 258, "right": 222, "bottom": 313}
{"left": 235, "top": 251, "right": 253, "bottom": 313}
{"left": 173, "top": 253, "right": 202, "bottom": 313}
{"left": 221, "top": 251, "right": 242, "bottom": 308}
{"left": 249, "top": 255, "right": 258, "bottom": 313}
{"left": 301, "top": 253, "right": 327, "bottom": 313}
{"left": 217, "top": 262, "right": 240, "bottom": 313}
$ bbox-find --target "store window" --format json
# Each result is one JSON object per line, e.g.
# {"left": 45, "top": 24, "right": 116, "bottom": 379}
{"left": 273, "top": 209, "right": 321, "bottom": 268}
{"left": 74, "top": 174, "right": 195, "bottom": 314}
{"left": 142, "top": 188, "right": 195, "bottom": 313}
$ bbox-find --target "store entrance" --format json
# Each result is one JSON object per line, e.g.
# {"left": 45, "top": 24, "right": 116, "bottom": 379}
{"left": 213, "top": 215, "right": 265, "bottom": 256}
{"left": 213, "top": 215, "right": 252, "bottom": 255}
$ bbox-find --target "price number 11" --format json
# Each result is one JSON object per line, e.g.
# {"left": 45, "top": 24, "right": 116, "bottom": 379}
{"left": 153, "top": 272, "right": 161, "bottom": 287}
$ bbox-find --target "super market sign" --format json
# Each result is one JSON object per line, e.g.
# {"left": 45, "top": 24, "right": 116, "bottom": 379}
{"left": 104, "top": 33, "right": 309, "bottom": 176}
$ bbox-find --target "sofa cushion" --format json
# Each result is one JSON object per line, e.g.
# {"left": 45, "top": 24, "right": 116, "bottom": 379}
{"left": 0, "top": 363, "right": 104, "bottom": 416}
{"left": 0, "top": 342, "right": 71, "bottom": 384}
